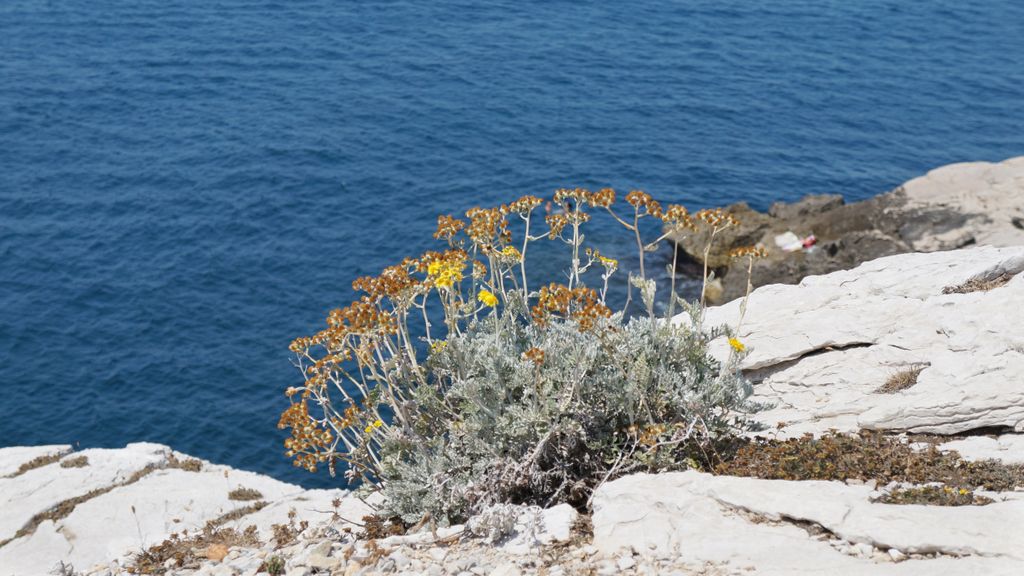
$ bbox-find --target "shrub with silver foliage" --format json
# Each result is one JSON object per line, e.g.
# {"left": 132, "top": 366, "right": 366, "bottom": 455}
{"left": 378, "top": 305, "right": 752, "bottom": 524}
{"left": 280, "top": 189, "right": 764, "bottom": 524}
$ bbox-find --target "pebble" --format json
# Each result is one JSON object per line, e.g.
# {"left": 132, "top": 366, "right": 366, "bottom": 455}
{"left": 616, "top": 556, "right": 636, "bottom": 571}
{"left": 854, "top": 543, "right": 875, "bottom": 558}
{"left": 205, "top": 544, "right": 230, "bottom": 563}
{"left": 208, "top": 565, "right": 238, "bottom": 576}
{"left": 490, "top": 562, "right": 522, "bottom": 576}
{"left": 889, "top": 548, "right": 907, "bottom": 562}
{"left": 307, "top": 553, "right": 341, "bottom": 571}
{"left": 390, "top": 549, "right": 412, "bottom": 570}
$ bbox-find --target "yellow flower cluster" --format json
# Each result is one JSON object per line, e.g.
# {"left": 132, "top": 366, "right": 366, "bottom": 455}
{"left": 428, "top": 257, "right": 465, "bottom": 289}
{"left": 364, "top": 418, "right": 384, "bottom": 434}
{"left": 478, "top": 289, "right": 499, "bottom": 307}
{"left": 728, "top": 337, "right": 745, "bottom": 352}
{"left": 500, "top": 246, "right": 522, "bottom": 262}
{"left": 585, "top": 247, "right": 618, "bottom": 270}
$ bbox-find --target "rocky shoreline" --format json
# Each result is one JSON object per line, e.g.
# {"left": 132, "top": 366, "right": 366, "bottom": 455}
{"left": 3, "top": 243, "right": 1023, "bottom": 575}
{"left": 672, "top": 156, "right": 1024, "bottom": 303}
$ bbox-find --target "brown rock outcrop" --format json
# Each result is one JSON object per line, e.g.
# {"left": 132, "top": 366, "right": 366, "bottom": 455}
{"left": 671, "top": 156, "right": 1024, "bottom": 303}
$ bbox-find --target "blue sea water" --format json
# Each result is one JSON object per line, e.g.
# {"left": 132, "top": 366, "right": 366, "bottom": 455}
{"left": 2, "top": 0, "right": 1023, "bottom": 488}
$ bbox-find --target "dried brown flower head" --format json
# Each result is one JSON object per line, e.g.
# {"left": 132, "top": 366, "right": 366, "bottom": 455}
{"left": 588, "top": 188, "right": 616, "bottom": 208}
{"left": 433, "top": 215, "right": 466, "bottom": 240}
{"left": 625, "top": 190, "right": 662, "bottom": 217}
{"left": 508, "top": 195, "right": 543, "bottom": 215}
{"left": 728, "top": 245, "right": 768, "bottom": 259}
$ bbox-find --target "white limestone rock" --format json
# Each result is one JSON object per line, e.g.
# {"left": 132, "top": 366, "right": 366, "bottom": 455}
{"left": 686, "top": 246, "right": 1024, "bottom": 437}
{"left": 0, "top": 444, "right": 364, "bottom": 576}
{"left": 592, "top": 471, "right": 1024, "bottom": 575}
{"left": 900, "top": 157, "right": 1024, "bottom": 251}
{"left": 0, "top": 443, "right": 172, "bottom": 544}
{"left": 939, "top": 435, "right": 1024, "bottom": 465}
{"left": 500, "top": 503, "right": 579, "bottom": 554}
{"left": 221, "top": 487, "right": 377, "bottom": 542}
{"left": 466, "top": 503, "right": 579, "bottom": 555}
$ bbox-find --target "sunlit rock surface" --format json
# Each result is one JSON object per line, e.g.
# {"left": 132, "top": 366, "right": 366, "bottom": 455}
{"left": 3, "top": 246, "right": 1023, "bottom": 575}
{"left": 691, "top": 245, "right": 1024, "bottom": 441}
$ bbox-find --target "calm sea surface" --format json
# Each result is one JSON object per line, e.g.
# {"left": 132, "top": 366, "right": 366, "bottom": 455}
{"left": 2, "top": 1, "right": 1023, "bottom": 487}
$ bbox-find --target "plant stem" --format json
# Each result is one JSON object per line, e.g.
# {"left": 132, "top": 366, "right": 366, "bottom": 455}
{"left": 520, "top": 214, "right": 531, "bottom": 298}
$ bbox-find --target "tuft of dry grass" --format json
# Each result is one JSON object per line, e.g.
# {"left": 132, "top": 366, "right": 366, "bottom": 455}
{"left": 6, "top": 451, "right": 65, "bottom": 478}
{"left": 131, "top": 525, "right": 261, "bottom": 573}
{"left": 270, "top": 509, "right": 308, "bottom": 546}
{"left": 942, "top": 273, "right": 1014, "bottom": 295}
{"left": 213, "top": 501, "right": 267, "bottom": 525}
{"left": 228, "top": 487, "right": 264, "bottom": 501}
{"left": 877, "top": 365, "right": 926, "bottom": 394}
{"left": 166, "top": 454, "right": 203, "bottom": 472}
{"left": 713, "top": 431, "right": 1024, "bottom": 492}
{"left": 59, "top": 455, "right": 89, "bottom": 469}
{"left": 360, "top": 515, "right": 407, "bottom": 539}
{"left": 129, "top": 501, "right": 266, "bottom": 574}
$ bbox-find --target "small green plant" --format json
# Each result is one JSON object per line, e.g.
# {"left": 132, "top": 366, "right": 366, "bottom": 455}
{"left": 280, "top": 188, "right": 762, "bottom": 523}
{"left": 876, "top": 485, "right": 992, "bottom": 506}
{"left": 263, "top": 555, "right": 285, "bottom": 576}
{"left": 714, "top": 431, "right": 1024, "bottom": 491}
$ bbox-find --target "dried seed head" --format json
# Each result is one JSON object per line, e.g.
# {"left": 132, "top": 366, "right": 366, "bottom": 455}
{"left": 589, "top": 188, "right": 616, "bottom": 208}
{"left": 433, "top": 215, "right": 466, "bottom": 240}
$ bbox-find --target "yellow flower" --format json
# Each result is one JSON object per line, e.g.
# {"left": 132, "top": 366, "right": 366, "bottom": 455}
{"left": 478, "top": 289, "right": 499, "bottom": 307}
{"left": 428, "top": 259, "right": 464, "bottom": 289}
{"left": 501, "top": 246, "right": 522, "bottom": 261}
{"left": 728, "top": 337, "right": 745, "bottom": 352}
{"left": 598, "top": 255, "right": 618, "bottom": 268}
{"left": 364, "top": 424, "right": 373, "bottom": 434}
{"left": 430, "top": 340, "right": 448, "bottom": 354}
{"left": 373, "top": 419, "right": 383, "bottom": 428}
